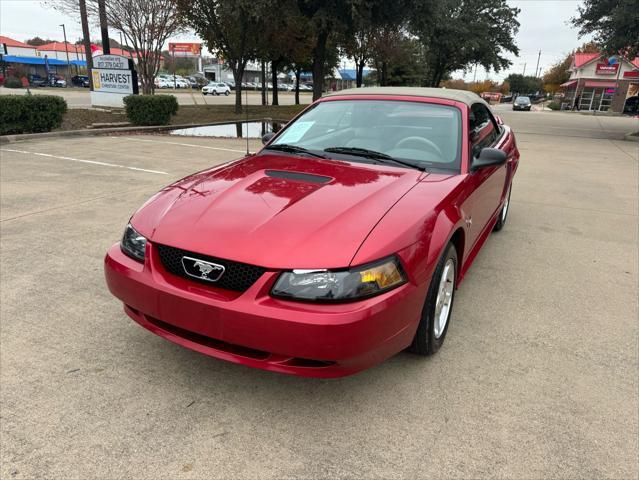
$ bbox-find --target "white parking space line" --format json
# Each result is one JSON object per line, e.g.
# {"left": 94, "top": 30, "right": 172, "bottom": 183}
{"left": 121, "top": 136, "right": 248, "bottom": 153}
{"left": 0, "top": 148, "right": 169, "bottom": 175}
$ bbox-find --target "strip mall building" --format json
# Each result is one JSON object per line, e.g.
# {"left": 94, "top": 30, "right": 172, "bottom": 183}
{"left": 560, "top": 53, "right": 639, "bottom": 113}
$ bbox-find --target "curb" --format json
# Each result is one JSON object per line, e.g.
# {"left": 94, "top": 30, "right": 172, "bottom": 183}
{"left": 0, "top": 118, "right": 289, "bottom": 144}
{"left": 623, "top": 132, "right": 639, "bottom": 143}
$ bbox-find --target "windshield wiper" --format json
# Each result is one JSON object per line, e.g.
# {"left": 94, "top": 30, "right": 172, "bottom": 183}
{"left": 323, "top": 147, "right": 424, "bottom": 171}
{"left": 264, "top": 143, "right": 326, "bottom": 159}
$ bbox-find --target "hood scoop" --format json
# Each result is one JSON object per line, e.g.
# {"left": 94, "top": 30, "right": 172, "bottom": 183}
{"left": 265, "top": 169, "right": 332, "bottom": 184}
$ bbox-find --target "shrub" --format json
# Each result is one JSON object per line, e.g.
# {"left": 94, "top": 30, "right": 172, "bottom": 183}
{"left": 547, "top": 101, "right": 561, "bottom": 111}
{"left": 3, "top": 77, "right": 24, "bottom": 89}
{"left": 123, "top": 94, "right": 179, "bottom": 126}
{"left": 0, "top": 95, "right": 67, "bottom": 135}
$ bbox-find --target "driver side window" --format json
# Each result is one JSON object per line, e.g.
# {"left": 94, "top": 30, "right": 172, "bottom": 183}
{"left": 470, "top": 104, "right": 499, "bottom": 158}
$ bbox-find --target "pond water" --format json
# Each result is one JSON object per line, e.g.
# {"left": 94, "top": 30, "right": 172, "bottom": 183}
{"left": 168, "top": 121, "right": 284, "bottom": 138}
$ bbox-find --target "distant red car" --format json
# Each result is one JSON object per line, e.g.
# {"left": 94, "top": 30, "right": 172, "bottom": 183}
{"left": 105, "top": 87, "right": 519, "bottom": 377}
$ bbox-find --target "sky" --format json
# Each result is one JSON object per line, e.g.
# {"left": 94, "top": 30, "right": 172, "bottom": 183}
{"left": 0, "top": 0, "right": 592, "bottom": 81}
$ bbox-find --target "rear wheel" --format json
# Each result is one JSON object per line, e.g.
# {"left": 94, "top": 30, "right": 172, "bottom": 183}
{"left": 493, "top": 184, "right": 512, "bottom": 231}
{"left": 409, "top": 243, "right": 457, "bottom": 356}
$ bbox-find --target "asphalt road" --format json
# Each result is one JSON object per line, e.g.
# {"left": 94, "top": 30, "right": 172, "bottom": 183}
{"left": 0, "top": 86, "right": 313, "bottom": 108}
{"left": 1, "top": 110, "right": 637, "bottom": 479}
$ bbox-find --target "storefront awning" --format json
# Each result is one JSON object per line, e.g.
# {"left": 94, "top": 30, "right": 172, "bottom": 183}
{"left": 1, "top": 55, "right": 69, "bottom": 66}
{"left": 560, "top": 80, "right": 577, "bottom": 88}
{"left": 584, "top": 81, "right": 617, "bottom": 88}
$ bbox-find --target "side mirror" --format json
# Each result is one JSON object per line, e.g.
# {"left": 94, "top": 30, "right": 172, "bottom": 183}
{"left": 472, "top": 148, "right": 507, "bottom": 171}
{"left": 262, "top": 132, "right": 275, "bottom": 145}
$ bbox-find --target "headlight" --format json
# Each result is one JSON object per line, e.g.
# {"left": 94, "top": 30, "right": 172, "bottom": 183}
{"left": 271, "top": 256, "right": 406, "bottom": 302}
{"left": 121, "top": 223, "right": 147, "bottom": 262}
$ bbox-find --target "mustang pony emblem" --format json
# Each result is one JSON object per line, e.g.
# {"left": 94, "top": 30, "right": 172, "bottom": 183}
{"left": 181, "top": 256, "right": 225, "bottom": 282}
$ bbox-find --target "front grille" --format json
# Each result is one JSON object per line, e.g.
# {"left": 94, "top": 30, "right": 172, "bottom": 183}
{"left": 156, "top": 244, "right": 266, "bottom": 292}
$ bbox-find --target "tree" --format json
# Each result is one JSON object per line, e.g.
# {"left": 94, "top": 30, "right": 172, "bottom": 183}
{"left": 505, "top": 74, "right": 543, "bottom": 95}
{"left": 163, "top": 52, "right": 197, "bottom": 76}
{"left": 341, "top": 0, "right": 410, "bottom": 88}
{"left": 542, "top": 55, "right": 572, "bottom": 87}
{"left": 296, "top": 0, "right": 354, "bottom": 100}
{"left": 542, "top": 42, "right": 602, "bottom": 90}
{"left": 572, "top": 0, "right": 639, "bottom": 58}
{"left": 25, "top": 37, "right": 55, "bottom": 46}
{"left": 178, "top": 0, "right": 262, "bottom": 113}
{"left": 255, "top": 0, "right": 307, "bottom": 105}
{"left": 49, "top": 0, "right": 184, "bottom": 95}
{"left": 341, "top": 29, "right": 373, "bottom": 88}
{"left": 411, "top": 0, "right": 520, "bottom": 87}
{"left": 368, "top": 33, "right": 425, "bottom": 87}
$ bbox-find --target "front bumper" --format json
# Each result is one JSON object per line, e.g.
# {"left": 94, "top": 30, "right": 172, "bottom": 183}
{"left": 104, "top": 243, "right": 424, "bottom": 377}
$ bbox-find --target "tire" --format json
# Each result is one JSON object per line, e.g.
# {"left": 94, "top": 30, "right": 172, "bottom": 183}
{"left": 409, "top": 243, "right": 458, "bottom": 356}
{"left": 225, "top": 91, "right": 230, "bottom": 96}
{"left": 493, "top": 183, "right": 512, "bottom": 232}
{"left": 202, "top": 92, "right": 207, "bottom": 96}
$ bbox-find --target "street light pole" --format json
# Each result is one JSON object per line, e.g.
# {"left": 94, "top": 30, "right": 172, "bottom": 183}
{"left": 60, "top": 24, "right": 71, "bottom": 85}
{"left": 97, "top": 0, "right": 110, "bottom": 54}
{"left": 522, "top": 62, "right": 526, "bottom": 76}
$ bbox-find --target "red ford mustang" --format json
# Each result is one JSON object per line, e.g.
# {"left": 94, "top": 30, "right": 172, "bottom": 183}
{"left": 105, "top": 87, "right": 519, "bottom": 377}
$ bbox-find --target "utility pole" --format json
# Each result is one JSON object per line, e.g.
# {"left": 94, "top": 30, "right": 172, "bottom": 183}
{"left": 60, "top": 24, "right": 71, "bottom": 84}
{"left": 473, "top": 64, "right": 478, "bottom": 83}
{"left": 535, "top": 50, "right": 541, "bottom": 78}
{"left": 78, "top": 0, "right": 94, "bottom": 91}
{"left": 97, "top": 0, "right": 110, "bottom": 54}
{"left": 522, "top": 62, "right": 526, "bottom": 76}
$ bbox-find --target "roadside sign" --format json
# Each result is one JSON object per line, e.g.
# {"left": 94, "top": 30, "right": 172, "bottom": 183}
{"left": 168, "top": 42, "right": 201, "bottom": 56}
{"left": 92, "top": 69, "right": 135, "bottom": 94}
{"left": 91, "top": 53, "right": 138, "bottom": 107}
{"left": 91, "top": 54, "right": 138, "bottom": 95}
{"left": 94, "top": 55, "right": 130, "bottom": 70}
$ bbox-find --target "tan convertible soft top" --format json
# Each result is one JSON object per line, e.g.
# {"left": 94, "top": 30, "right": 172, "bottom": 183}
{"left": 325, "top": 87, "right": 488, "bottom": 107}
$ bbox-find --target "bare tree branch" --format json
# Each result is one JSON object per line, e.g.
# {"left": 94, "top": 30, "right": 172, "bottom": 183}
{"left": 45, "top": 0, "right": 184, "bottom": 94}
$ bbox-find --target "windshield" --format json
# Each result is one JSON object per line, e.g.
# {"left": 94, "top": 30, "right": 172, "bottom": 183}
{"left": 271, "top": 100, "right": 462, "bottom": 172}
{"left": 516, "top": 96, "right": 530, "bottom": 104}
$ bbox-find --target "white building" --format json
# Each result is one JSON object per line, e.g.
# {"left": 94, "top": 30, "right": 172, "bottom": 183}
{"left": 0, "top": 35, "right": 37, "bottom": 56}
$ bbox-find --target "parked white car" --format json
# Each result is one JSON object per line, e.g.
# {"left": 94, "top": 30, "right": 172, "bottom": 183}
{"left": 202, "top": 82, "right": 231, "bottom": 96}
{"left": 154, "top": 78, "right": 171, "bottom": 89}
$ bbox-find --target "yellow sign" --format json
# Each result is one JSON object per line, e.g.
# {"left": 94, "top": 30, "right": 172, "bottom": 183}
{"left": 92, "top": 70, "right": 101, "bottom": 90}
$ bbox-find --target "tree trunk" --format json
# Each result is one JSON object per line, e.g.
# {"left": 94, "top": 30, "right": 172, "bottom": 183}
{"left": 78, "top": 0, "right": 94, "bottom": 91}
{"left": 381, "top": 61, "right": 388, "bottom": 86}
{"left": 233, "top": 65, "right": 245, "bottom": 114}
{"left": 261, "top": 62, "right": 266, "bottom": 105}
{"left": 356, "top": 60, "right": 364, "bottom": 88}
{"left": 271, "top": 59, "right": 279, "bottom": 106}
{"left": 294, "top": 67, "right": 301, "bottom": 105}
{"left": 311, "top": 29, "right": 329, "bottom": 101}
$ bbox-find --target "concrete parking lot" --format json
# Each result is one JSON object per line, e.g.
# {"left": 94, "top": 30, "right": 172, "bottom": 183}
{"left": 0, "top": 86, "right": 313, "bottom": 108}
{"left": 1, "top": 111, "right": 637, "bottom": 479}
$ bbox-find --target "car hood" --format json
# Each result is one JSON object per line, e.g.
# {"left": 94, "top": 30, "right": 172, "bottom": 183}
{"left": 133, "top": 153, "right": 425, "bottom": 269}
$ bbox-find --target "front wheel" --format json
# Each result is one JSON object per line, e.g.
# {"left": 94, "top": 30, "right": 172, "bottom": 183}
{"left": 224, "top": 91, "right": 230, "bottom": 96}
{"left": 409, "top": 243, "right": 457, "bottom": 356}
{"left": 493, "top": 184, "right": 512, "bottom": 231}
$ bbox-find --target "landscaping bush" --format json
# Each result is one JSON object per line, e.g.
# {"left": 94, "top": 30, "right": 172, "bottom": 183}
{"left": 3, "top": 77, "right": 24, "bottom": 89}
{"left": 547, "top": 101, "right": 561, "bottom": 111}
{"left": 123, "top": 94, "right": 179, "bottom": 126}
{"left": 0, "top": 95, "right": 67, "bottom": 135}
